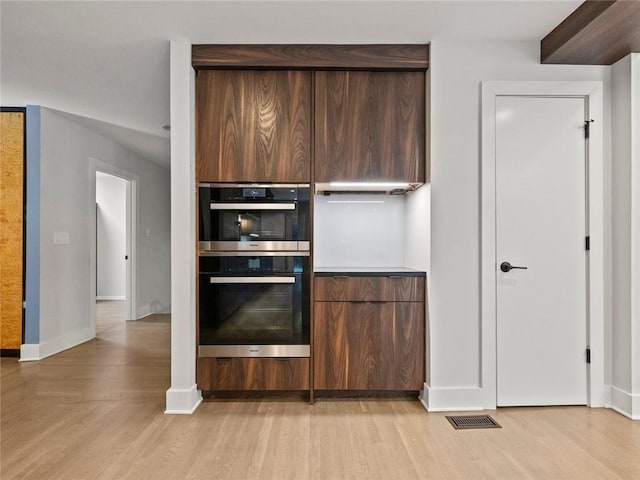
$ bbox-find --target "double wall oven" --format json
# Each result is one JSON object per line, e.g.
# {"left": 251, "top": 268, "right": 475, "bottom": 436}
{"left": 198, "top": 184, "right": 310, "bottom": 358}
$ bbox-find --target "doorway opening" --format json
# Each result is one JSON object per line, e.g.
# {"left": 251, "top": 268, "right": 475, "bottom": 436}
{"left": 90, "top": 160, "right": 138, "bottom": 338}
{"left": 95, "top": 172, "right": 128, "bottom": 334}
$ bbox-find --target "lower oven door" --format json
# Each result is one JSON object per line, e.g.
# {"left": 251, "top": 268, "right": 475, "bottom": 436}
{"left": 198, "top": 255, "right": 310, "bottom": 357}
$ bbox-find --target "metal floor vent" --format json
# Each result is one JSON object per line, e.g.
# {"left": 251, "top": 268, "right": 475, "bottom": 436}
{"left": 446, "top": 415, "right": 501, "bottom": 430}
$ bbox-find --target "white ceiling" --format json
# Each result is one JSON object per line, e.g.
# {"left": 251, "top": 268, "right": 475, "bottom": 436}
{"left": 0, "top": 1, "right": 581, "bottom": 168}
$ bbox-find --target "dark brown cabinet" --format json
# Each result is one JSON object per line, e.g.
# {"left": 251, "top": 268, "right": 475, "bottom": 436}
{"left": 197, "top": 357, "right": 309, "bottom": 391}
{"left": 313, "top": 275, "right": 425, "bottom": 391}
{"left": 314, "top": 275, "right": 425, "bottom": 302}
{"left": 196, "top": 70, "right": 311, "bottom": 183}
{"left": 314, "top": 71, "right": 425, "bottom": 183}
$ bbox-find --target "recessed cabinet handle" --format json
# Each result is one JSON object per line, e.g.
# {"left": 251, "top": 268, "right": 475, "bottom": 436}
{"left": 388, "top": 275, "right": 406, "bottom": 279}
{"left": 351, "top": 301, "right": 389, "bottom": 304}
{"left": 332, "top": 275, "right": 350, "bottom": 279}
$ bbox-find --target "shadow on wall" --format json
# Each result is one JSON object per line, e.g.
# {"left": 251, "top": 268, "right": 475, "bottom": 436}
{"left": 138, "top": 300, "right": 171, "bottom": 318}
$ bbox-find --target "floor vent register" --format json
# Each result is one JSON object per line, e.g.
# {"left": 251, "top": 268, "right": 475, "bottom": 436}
{"left": 446, "top": 415, "right": 502, "bottom": 430}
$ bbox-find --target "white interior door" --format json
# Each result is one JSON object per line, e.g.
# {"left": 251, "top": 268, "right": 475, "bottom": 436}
{"left": 496, "top": 95, "right": 588, "bottom": 406}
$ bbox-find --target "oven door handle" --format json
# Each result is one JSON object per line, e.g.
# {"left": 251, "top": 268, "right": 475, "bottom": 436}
{"left": 210, "top": 203, "right": 296, "bottom": 210}
{"left": 209, "top": 276, "right": 296, "bottom": 284}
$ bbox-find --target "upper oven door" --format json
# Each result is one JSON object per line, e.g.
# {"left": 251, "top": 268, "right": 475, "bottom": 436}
{"left": 199, "top": 184, "right": 309, "bottom": 252}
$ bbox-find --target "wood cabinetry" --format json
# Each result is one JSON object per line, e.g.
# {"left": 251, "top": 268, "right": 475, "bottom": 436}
{"left": 197, "top": 357, "right": 309, "bottom": 391}
{"left": 314, "top": 276, "right": 424, "bottom": 302}
{"left": 313, "top": 275, "right": 425, "bottom": 391}
{"left": 196, "top": 70, "right": 311, "bottom": 183}
{"left": 314, "top": 71, "right": 425, "bottom": 183}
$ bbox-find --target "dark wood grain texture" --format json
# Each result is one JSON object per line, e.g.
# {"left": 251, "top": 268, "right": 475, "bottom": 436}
{"left": 314, "top": 276, "right": 425, "bottom": 302}
{"left": 197, "top": 357, "right": 309, "bottom": 391}
{"left": 541, "top": 0, "right": 640, "bottom": 65}
{"left": 192, "top": 44, "right": 429, "bottom": 70}
{"left": 314, "top": 70, "right": 425, "bottom": 183}
{"left": 313, "top": 302, "right": 424, "bottom": 390}
{"left": 196, "top": 70, "right": 311, "bottom": 182}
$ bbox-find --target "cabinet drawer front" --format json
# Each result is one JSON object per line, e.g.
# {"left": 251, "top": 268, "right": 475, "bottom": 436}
{"left": 197, "top": 357, "right": 309, "bottom": 391}
{"left": 314, "top": 276, "right": 424, "bottom": 302}
{"left": 313, "top": 302, "right": 424, "bottom": 390}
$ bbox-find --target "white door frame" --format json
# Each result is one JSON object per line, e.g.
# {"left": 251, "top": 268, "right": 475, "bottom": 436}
{"left": 480, "top": 81, "right": 605, "bottom": 409}
{"left": 90, "top": 157, "right": 138, "bottom": 325}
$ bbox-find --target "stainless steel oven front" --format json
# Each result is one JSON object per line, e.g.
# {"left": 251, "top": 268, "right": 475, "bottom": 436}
{"left": 199, "top": 183, "right": 310, "bottom": 253}
{"left": 198, "top": 252, "right": 310, "bottom": 358}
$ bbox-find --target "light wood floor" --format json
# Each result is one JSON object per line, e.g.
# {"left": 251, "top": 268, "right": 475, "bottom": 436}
{"left": 95, "top": 300, "right": 126, "bottom": 335}
{"left": 1, "top": 314, "right": 639, "bottom": 480}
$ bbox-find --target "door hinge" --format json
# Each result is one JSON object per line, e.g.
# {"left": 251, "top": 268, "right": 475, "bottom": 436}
{"left": 585, "top": 236, "right": 590, "bottom": 251}
{"left": 584, "top": 119, "right": 595, "bottom": 139}
{"left": 586, "top": 347, "right": 591, "bottom": 364}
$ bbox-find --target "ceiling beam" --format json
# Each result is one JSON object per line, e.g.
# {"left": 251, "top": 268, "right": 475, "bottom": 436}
{"left": 541, "top": 0, "right": 640, "bottom": 65}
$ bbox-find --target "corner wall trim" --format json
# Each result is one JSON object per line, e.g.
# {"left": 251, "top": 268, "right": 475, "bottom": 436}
{"left": 19, "top": 343, "right": 40, "bottom": 361}
{"left": 606, "top": 386, "right": 640, "bottom": 420}
{"left": 165, "top": 385, "right": 202, "bottom": 414}
{"left": 420, "top": 383, "right": 485, "bottom": 412}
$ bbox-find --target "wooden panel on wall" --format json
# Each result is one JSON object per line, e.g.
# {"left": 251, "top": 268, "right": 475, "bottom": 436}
{"left": 313, "top": 302, "right": 424, "bottom": 390}
{"left": 192, "top": 44, "right": 429, "bottom": 70}
{"left": 196, "top": 69, "right": 311, "bottom": 182}
{"left": 314, "top": 70, "right": 425, "bottom": 183}
{"left": 1, "top": 111, "right": 25, "bottom": 350}
{"left": 541, "top": 0, "right": 640, "bottom": 65}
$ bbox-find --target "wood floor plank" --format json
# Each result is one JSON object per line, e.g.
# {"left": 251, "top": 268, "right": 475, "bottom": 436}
{"left": 2, "top": 313, "right": 640, "bottom": 479}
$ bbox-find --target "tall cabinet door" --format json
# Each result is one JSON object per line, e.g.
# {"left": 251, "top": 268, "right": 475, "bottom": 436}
{"left": 196, "top": 70, "right": 311, "bottom": 183}
{"left": 314, "top": 70, "right": 425, "bottom": 183}
{"left": 1, "top": 110, "right": 25, "bottom": 353}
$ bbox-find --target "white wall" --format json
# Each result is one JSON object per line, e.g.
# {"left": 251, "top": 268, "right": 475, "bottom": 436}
{"left": 427, "top": 40, "right": 611, "bottom": 408}
{"left": 314, "top": 194, "right": 406, "bottom": 268}
{"left": 96, "top": 172, "right": 127, "bottom": 300}
{"left": 36, "top": 107, "right": 171, "bottom": 358}
{"left": 610, "top": 53, "right": 640, "bottom": 419}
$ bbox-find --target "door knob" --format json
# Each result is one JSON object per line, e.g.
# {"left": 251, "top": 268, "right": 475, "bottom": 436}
{"left": 500, "top": 261, "right": 527, "bottom": 273}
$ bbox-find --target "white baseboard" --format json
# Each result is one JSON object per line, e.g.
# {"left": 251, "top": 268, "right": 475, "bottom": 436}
{"left": 420, "top": 383, "right": 485, "bottom": 412}
{"left": 19, "top": 344, "right": 41, "bottom": 361}
{"left": 19, "top": 327, "right": 94, "bottom": 361}
{"left": 606, "top": 386, "right": 640, "bottom": 420}
{"left": 165, "top": 385, "right": 202, "bottom": 414}
{"left": 97, "top": 296, "right": 125, "bottom": 301}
